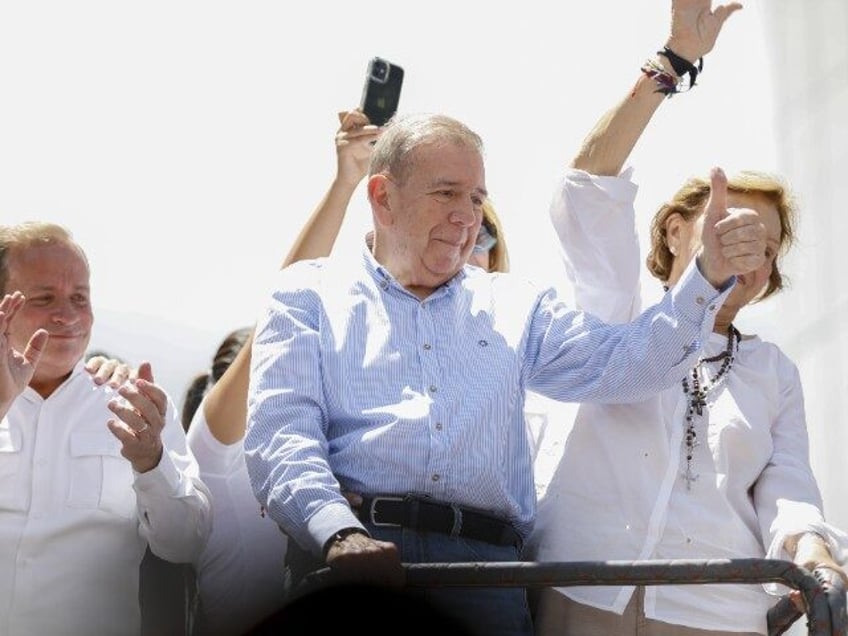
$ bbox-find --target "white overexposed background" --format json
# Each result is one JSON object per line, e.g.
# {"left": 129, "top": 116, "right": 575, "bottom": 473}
{"left": 0, "top": 0, "right": 779, "bottom": 397}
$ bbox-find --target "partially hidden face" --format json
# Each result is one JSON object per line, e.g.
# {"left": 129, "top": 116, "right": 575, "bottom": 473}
{"left": 385, "top": 141, "right": 487, "bottom": 286}
{"left": 671, "top": 191, "right": 783, "bottom": 312}
{"left": 6, "top": 241, "right": 93, "bottom": 385}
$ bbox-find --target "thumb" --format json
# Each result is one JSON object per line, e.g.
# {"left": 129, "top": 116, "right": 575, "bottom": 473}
{"left": 703, "top": 166, "right": 729, "bottom": 228}
{"left": 137, "top": 361, "right": 155, "bottom": 383}
{"left": 24, "top": 329, "right": 49, "bottom": 367}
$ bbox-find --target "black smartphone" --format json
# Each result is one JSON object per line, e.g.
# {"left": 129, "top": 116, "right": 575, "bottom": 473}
{"left": 359, "top": 57, "right": 404, "bottom": 127}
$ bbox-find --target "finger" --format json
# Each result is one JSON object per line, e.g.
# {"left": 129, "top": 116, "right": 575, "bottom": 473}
{"left": 133, "top": 377, "right": 168, "bottom": 419}
{"left": 84, "top": 355, "right": 106, "bottom": 373}
{"left": 108, "top": 395, "right": 154, "bottom": 434}
{"left": 137, "top": 361, "right": 154, "bottom": 383}
{"left": 107, "top": 364, "right": 131, "bottom": 388}
{"left": 0, "top": 292, "right": 25, "bottom": 326}
{"left": 116, "top": 381, "right": 164, "bottom": 430}
{"left": 24, "top": 329, "right": 49, "bottom": 367}
{"left": 341, "top": 125, "right": 380, "bottom": 140}
{"left": 87, "top": 357, "right": 114, "bottom": 384}
{"left": 715, "top": 3, "right": 744, "bottom": 26}
{"left": 703, "top": 167, "right": 729, "bottom": 228}
{"left": 104, "top": 362, "right": 130, "bottom": 389}
{"left": 106, "top": 418, "right": 142, "bottom": 446}
{"left": 788, "top": 589, "right": 806, "bottom": 613}
{"left": 339, "top": 110, "right": 370, "bottom": 131}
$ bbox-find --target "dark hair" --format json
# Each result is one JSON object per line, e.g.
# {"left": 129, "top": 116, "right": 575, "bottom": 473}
{"left": 181, "top": 327, "right": 253, "bottom": 432}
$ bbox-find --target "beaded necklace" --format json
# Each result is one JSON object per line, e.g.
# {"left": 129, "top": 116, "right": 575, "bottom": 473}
{"left": 680, "top": 325, "right": 741, "bottom": 490}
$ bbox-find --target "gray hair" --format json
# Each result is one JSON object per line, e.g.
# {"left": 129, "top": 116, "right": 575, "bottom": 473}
{"left": 369, "top": 113, "right": 484, "bottom": 184}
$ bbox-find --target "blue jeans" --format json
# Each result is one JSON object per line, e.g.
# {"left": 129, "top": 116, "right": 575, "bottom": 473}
{"left": 284, "top": 523, "right": 532, "bottom": 636}
{"left": 366, "top": 523, "right": 533, "bottom": 636}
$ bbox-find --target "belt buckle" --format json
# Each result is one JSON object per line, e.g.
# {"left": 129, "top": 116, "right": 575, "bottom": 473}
{"left": 369, "top": 495, "right": 405, "bottom": 527}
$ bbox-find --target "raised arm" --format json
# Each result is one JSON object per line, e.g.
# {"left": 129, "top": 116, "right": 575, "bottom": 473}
{"left": 572, "top": 0, "right": 742, "bottom": 176}
{"left": 202, "top": 109, "right": 379, "bottom": 445}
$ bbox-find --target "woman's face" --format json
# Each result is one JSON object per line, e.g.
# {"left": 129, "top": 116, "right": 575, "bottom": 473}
{"left": 666, "top": 191, "right": 782, "bottom": 317}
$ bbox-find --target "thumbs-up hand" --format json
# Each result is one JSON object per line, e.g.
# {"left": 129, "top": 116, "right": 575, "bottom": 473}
{"left": 696, "top": 167, "right": 767, "bottom": 289}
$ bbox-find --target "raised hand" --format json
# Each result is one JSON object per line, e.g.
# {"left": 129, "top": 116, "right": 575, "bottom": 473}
{"left": 697, "top": 167, "right": 767, "bottom": 288}
{"left": 667, "top": 0, "right": 744, "bottom": 62}
{"left": 0, "top": 292, "right": 49, "bottom": 409}
{"left": 335, "top": 109, "right": 380, "bottom": 188}
{"left": 106, "top": 361, "right": 166, "bottom": 473}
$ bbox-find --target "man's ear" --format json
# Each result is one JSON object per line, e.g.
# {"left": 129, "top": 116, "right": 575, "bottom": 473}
{"left": 368, "top": 174, "right": 394, "bottom": 226}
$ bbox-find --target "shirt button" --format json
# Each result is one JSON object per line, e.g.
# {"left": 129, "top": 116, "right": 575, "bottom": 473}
{"left": 435, "top": 422, "right": 443, "bottom": 431}
{"left": 686, "top": 537, "right": 693, "bottom": 544}
{"left": 429, "top": 385, "right": 437, "bottom": 393}
{"left": 695, "top": 296, "right": 705, "bottom": 305}
{"left": 431, "top": 474, "right": 440, "bottom": 482}
{"left": 708, "top": 304, "right": 716, "bottom": 311}
{"left": 380, "top": 281, "right": 389, "bottom": 290}
{"left": 423, "top": 343, "right": 431, "bottom": 350}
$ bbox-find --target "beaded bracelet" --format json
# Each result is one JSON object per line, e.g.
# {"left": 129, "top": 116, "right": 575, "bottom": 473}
{"left": 640, "top": 58, "right": 680, "bottom": 96}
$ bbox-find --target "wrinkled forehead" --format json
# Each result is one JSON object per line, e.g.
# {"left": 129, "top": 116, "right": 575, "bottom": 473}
{"left": 406, "top": 141, "right": 485, "bottom": 184}
{"left": 7, "top": 241, "right": 91, "bottom": 283}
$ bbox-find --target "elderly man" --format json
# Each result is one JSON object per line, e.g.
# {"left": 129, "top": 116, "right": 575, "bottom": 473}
{"left": 0, "top": 222, "right": 211, "bottom": 636}
{"left": 244, "top": 113, "right": 766, "bottom": 636}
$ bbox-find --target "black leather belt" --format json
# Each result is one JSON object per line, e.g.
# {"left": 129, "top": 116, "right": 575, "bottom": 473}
{"left": 358, "top": 495, "right": 522, "bottom": 549}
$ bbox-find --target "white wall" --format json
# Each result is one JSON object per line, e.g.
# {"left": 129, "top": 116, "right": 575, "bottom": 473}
{"left": 758, "top": 0, "right": 848, "bottom": 536}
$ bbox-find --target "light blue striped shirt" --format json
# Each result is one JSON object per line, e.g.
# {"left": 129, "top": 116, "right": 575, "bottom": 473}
{"left": 245, "top": 248, "right": 730, "bottom": 554}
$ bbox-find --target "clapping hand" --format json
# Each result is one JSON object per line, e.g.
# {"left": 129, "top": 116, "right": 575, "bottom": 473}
{"left": 107, "top": 361, "right": 166, "bottom": 473}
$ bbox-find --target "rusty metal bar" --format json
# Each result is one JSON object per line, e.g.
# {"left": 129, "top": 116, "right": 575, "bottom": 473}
{"left": 304, "top": 558, "right": 839, "bottom": 635}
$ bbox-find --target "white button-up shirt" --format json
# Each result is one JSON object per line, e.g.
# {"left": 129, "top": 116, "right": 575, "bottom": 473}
{"left": 531, "top": 169, "right": 848, "bottom": 634}
{"left": 0, "top": 362, "right": 212, "bottom": 636}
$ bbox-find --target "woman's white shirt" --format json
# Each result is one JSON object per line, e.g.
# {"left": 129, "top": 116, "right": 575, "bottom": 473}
{"left": 530, "top": 169, "right": 847, "bottom": 634}
{"left": 186, "top": 400, "right": 288, "bottom": 636}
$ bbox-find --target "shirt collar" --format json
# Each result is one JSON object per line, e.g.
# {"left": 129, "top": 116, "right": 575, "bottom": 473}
{"left": 360, "top": 244, "right": 468, "bottom": 298}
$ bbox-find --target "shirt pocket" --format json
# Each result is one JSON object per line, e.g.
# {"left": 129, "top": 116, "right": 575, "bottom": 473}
{"left": 67, "top": 430, "right": 137, "bottom": 519}
{"left": 0, "top": 424, "right": 27, "bottom": 511}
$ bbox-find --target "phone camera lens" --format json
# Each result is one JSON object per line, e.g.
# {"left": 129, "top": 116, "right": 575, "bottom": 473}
{"left": 373, "top": 61, "right": 388, "bottom": 80}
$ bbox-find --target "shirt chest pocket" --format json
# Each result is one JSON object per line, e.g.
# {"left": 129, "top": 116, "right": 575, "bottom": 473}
{"left": 67, "top": 431, "right": 136, "bottom": 519}
{"left": 0, "top": 425, "right": 27, "bottom": 511}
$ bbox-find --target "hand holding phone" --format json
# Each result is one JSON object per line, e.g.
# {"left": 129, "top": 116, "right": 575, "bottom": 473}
{"left": 360, "top": 57, "right": 404, "bottom": 127}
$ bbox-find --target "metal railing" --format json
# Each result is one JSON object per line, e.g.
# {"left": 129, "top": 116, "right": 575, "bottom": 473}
{"left": 304, "top": 558, "right": 847, "bottom": 635}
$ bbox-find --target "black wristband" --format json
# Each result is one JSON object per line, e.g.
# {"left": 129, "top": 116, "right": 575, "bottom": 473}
{"left": 658, "top": 46, "right": 703, "bottom": 89}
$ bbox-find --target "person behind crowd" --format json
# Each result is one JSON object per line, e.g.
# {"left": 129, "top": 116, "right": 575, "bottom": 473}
{"left": 182, "top": 108, "right": 380, "bottom": 636}
{"left": 529, "top": 1, "right": 848, "bottom": 635}
{"left": 0, "top": 222, "right": 211, "bottom": 636}
{"left": 243, "top": 105, "right": 768, "bottom": 635}
{"left": 181, "top": 327, "right": 253, "bottom": 433}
